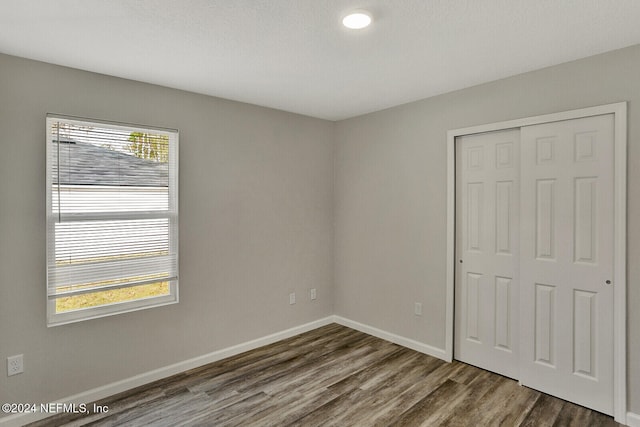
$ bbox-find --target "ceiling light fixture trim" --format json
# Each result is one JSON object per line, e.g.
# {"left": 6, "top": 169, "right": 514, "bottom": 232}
{"left": 342, "top": 10, "right": 372, "bottom": 29}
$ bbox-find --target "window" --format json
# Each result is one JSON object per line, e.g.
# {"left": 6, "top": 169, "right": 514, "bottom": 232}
{"left": 46, "top": 115, "right": 179, "bottom": 326}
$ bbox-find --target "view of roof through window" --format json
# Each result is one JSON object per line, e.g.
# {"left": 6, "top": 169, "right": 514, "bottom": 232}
{"left": 52, "top": 122, "right": 169, "bottom": 186}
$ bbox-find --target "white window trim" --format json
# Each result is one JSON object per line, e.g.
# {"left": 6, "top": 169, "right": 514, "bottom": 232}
{"left": 46, "top": 114, "right": 179, "bottom": 326}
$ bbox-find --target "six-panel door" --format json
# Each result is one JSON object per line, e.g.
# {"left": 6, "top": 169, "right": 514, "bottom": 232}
{"left": 455, "top": 129, "right": 520, "bottom": 379}
{"left": 454, "top": 114, "right": 614, "bottom": 415}
{"left": 519, "top": 115, "right": 614, "bottom": 415}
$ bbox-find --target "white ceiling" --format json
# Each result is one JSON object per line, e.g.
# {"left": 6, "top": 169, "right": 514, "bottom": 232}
{"left": 1, "top": 1, "right": 640, "bottom": 121}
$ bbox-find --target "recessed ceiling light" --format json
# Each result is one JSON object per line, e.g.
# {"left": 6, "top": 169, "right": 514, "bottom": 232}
{"left": 342, "top": 11, "right": 372, "bottom": 29}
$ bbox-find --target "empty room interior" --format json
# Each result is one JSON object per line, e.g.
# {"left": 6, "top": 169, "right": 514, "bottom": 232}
{"left": 1, "top": 1, "right": 640, "bottom": 426}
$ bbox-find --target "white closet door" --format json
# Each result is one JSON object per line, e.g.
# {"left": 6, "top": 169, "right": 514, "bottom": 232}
{"left": 519, "top": 114, "right": 614, "bottom": 415}
{"left": 455, "top": 129, "right": 520, "bottom": 379}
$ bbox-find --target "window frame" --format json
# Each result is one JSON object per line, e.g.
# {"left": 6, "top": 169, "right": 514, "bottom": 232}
{"left": 46, "top": 114, "right": 179, "bottom": 326}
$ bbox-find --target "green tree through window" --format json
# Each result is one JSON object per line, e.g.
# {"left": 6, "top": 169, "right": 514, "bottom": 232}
{"left": 128, "top": 132, "right": 169, "bottom": 162}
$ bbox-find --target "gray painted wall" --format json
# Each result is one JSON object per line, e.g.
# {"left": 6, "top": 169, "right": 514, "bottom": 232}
{"left": 0, "top": 54, "right": 334, "bottom": 409}
{"left": 334, "top": 44, "right": 640, "bottom": 413}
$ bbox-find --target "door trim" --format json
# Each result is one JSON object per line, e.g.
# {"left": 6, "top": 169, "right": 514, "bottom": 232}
{"left": 445, "top": 102, "right": 627, "bottom": 423}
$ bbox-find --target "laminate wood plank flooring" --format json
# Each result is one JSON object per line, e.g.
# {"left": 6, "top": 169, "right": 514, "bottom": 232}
{"left": 27, "top": 324, "right": 621, "bottom": 427}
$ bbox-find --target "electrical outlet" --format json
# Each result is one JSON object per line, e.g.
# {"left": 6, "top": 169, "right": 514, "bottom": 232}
{"left": 289, "top": 292, "right": 296, "bottom": 305}
{"left": 414, "top": 302, "right": 423, "bottom": 316}
{"left": 7, "top": 354, "right": 23, "bottom": 376}
{"left": 310, "top": 288, "right": 317, "bottom": 300}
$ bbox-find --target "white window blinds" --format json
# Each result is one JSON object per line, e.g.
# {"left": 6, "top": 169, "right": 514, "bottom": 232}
{"left": 46, "top": 115, "right": 179, "bottom": 325}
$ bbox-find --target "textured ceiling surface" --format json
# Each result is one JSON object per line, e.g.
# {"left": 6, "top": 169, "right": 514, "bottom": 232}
{"left": 2, "top": 0, "right": 640, "bottom": 120}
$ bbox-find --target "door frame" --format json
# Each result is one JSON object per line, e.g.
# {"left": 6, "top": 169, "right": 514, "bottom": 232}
{"left": 444, "top": 102, "right": 627, "bottom": 423}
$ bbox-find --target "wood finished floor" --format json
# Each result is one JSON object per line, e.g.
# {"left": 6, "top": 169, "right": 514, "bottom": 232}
{"left": 28, "top": 324, "right": 621, "bottom": 427}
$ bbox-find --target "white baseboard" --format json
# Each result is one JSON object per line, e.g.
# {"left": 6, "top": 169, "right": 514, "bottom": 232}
{"left": 626, "top": 412, "right": 640, "bottom": 427}
{"left": 0, "top": 316, "right": 334, "bottom": 427}
{"left": 332, "top": 315, "right": 448, "bottom": 361}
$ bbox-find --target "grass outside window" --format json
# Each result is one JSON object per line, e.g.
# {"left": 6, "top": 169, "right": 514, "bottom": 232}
{"left": 56, "top": 282, "right": 170, "bottom": 312}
